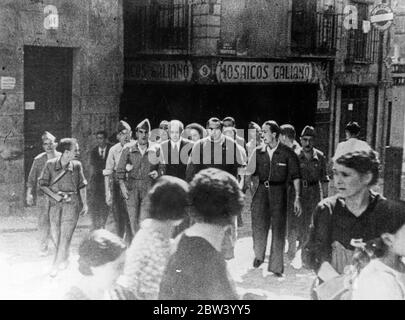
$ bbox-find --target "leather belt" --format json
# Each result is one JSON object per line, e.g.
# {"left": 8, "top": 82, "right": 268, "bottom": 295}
{"left": 259, "top": 180, "right": 285, "bottom": 188}
{"left": 302, "top": 180, "right": 319, "bottom": 188}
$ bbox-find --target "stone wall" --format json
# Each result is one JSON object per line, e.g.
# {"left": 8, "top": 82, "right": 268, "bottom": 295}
{"left": 0, "top": 0, "right": 123, "bottom": 214}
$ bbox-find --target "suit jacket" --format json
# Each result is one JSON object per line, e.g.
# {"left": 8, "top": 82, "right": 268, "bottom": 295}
{"left": 159, "top": 138, "right": 194, "bottom": 181}
{"left": 90, "top": 144, "right": 111, "bottom": 194}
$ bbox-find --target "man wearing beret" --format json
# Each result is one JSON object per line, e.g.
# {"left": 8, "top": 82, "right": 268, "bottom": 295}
{"left": 26, "top": 131, "right": 61, "bottom": 257}
{"left": 245, "top": 120, "right": 302, "bottom": 278}
{"left": 103, "top": 120, "right": 136, "bottom": 241}
{"left": 292, "top": 125, "right": 329, "bottom": 270}
{"left": 116, "top": 119, "right": 160, "bottom": 239}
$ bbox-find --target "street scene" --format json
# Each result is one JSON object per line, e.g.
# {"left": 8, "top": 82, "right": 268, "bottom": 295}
{"left": 1, "top": 0, "right": 405, "bottom": 301}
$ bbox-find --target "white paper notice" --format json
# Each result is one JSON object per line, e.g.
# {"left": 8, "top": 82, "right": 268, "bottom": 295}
{"left": 25, "top": 102, "right": 35, "bottom": 110}
{"left": 1, "top": 77, "right": 16, "bottom": 90}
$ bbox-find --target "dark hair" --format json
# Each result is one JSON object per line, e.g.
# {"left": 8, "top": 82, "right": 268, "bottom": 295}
{"left": 186, "top": 123, "right": 206, "bottom": 139}
{"left": 263, "top": 120, "right": 281, "bottom": 138}
{"left": 280, "top": 124, "right": 296, "bottom": 140}
{"left": 146, "top": 176, "right": 189, "bottom": 221}
{"left": 222, "top": 117, "right": 236, "bottom": 126}
{"left": 335, "top": 150, "right": 380, "bottom": 186}
{"left": 206, "top": 117, "right": 223, "bottom": 130}
{"left": 345, "top": 121, "right": 361, "bottom": 136}
{"left": 96, "top": 130, "right": 108, "bottom": 139}
{"left": 78, "top": 229, "right": 127, "bottom": 276}
{"left": 57, "top": 138, "right": 78, "bottom": 154}
{"left": 189, "top": 168, "right": 244, "bottom": 225}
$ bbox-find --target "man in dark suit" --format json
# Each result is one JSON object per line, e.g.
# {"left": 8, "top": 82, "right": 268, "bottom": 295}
{"left": 159, "top": 120, "right": 194, "bottom": 237}
{"left": 159, "top": 120, "right": 194, "bottom": 180}
{"left": 89, "top": 130, "right": 111, "bottom": 230}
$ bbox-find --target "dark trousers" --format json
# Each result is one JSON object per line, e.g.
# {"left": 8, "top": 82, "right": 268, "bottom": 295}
{"left": 112, "top": 180, "right": 132, "bottom": 242}
{"left": 300, "top": 185, "right": 321, "bottom": 247}
{"left": 49, "top": 195, "right": 80, "bottom": 267}
{"left": 37, "top": 195, "right": 51, "bottom": 252}
{"left": 89, "top": 177, "right": 109, "bottom": 231}
{"left": 126, "top": 179, "right": 151, "bottom": 237}
{"left": 251, "top": 184, "right": 287, "bottom": 274}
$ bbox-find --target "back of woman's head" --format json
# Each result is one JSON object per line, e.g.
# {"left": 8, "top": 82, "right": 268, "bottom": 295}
{"left": 147, "top": 175, "right": 190, "bottom": 221}
{"left": 189, "top": 168, "right": 244, "bottom": 225}
{"left": 352, "top": 238, "right": 384, "bottom": 272}
{"left": 78, "top": 230, "right": 127, "bottom": 276}
{"left": 335, "top": 150, "right": 380, "bottom": 185}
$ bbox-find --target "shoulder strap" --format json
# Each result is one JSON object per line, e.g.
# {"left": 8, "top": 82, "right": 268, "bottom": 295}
{"left": 50, "top": 166, "right": 69, "bottom": 187}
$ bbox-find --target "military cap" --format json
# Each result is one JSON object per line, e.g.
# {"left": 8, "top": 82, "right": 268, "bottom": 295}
{"left": 222, "top": 116, "right": 236, "bottom": 126}
{"left": 159, "top": 120, "right": 169, "bottom": 130}
{"left": 301, "top": 126, "right": 316, "bottom": 137}
{"left": 41, "top": 131, "right": 56, "bottom": 142}
{"left": 117, "top": 120, "right": 131, "bottom": 133}
{"left": 136, "top": 118, "right": 151, "bottom": 132}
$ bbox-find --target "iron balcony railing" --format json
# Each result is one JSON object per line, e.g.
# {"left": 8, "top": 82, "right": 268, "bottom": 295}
{"left": 131, "top": 1, "right": 191, "bottom": 54}
{"left": 290, "top": 10, "right": 339, "bottom": 56}
{"left": 345, "top": 27, "right": 380, "bottom": 64}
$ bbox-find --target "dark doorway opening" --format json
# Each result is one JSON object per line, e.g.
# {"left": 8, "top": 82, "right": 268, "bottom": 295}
{"left": 121, "top": 83, "right": 318, "bottom": 140}
{"left": 339, "top": 86, "right": 369, "bottom": 142}
{"left": 24, "top": 46, "right": 73, "bottom": 187}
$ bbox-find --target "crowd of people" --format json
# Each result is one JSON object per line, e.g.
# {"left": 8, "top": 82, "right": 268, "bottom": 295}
{"left": 25, "top": 116, "right": 405, "bottom": 300}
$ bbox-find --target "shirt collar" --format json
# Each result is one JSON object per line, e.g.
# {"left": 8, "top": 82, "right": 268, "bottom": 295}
{"left": 170, "top": 139, "right": 181, "bottom": 149}
{"left": 184, "top": 223, "right": 226, "bottom": 253}
{"left": 55, "top": 156, "right": 73, "bottom": 171}
{"left": 210, "top": 134, "right": 225, "bottom": 145}
{"left": 133, "top": 141, "right": 152, "bottom": 153}
{"left": 267, "top": 141, "right": 279, "bottom": 152}
{"left": 299, "top": 148, "right": 319, "bottom": 160}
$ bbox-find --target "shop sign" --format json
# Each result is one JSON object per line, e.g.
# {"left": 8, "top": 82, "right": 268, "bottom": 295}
{"left": 126, "top": 60, "right": 193, "bottom": 82}
{"left": 370, "top": 4, "right": 394, "bottom": 31}
{"left": 218, "top": 40, "right": 237, "bottom": 56}
{"left": 317, "top": 101, "right": 330, "bottom": 110}
{"left": 216, "top": 61, "right": 313, "bottom": 83}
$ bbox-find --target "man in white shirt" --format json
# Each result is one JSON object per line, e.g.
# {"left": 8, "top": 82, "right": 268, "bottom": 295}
{"left": 103, "top": 121, "right": 135, "bottom": 240}
{"left": 334, "top": 121, "right": 370, "bottom": 161}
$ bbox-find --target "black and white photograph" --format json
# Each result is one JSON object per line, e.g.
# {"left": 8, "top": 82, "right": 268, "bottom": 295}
{"left": 0, "top": 0, "right": 405, "bottom": 304}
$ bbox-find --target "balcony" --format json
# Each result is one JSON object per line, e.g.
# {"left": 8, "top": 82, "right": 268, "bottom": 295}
{"left": 290, "top": 9, "right": 340, "bottom": 56}
{"left": 345, "top": 28, "right": 379, "bottom": 64}
{"left": 129, "top": 1, "right": 191, "bottom": 54}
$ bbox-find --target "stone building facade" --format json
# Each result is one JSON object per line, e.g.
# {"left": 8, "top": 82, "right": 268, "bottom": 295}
{"left": 122, "top": 0, "right": 395, "bottom": 194}
{"left": 0, "top": 0, "right": 123, "bottom": 214}
{"left": 123, "top": 0, "right": 338, "bottom": 155}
